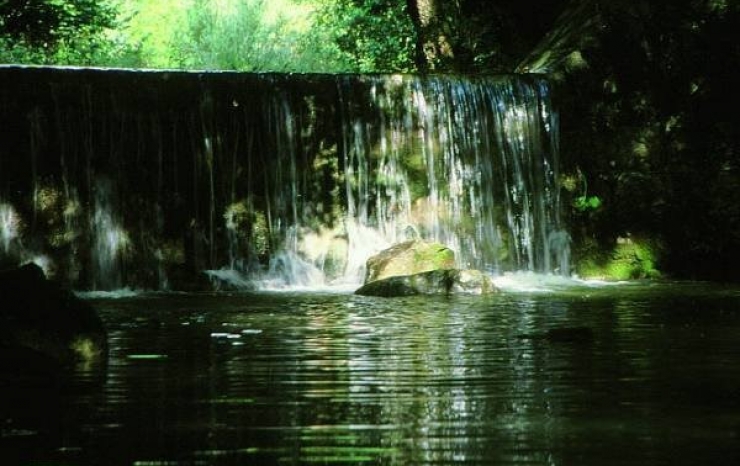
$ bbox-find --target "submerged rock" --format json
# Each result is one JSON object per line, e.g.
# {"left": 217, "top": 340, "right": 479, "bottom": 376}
{"left": 0, "top": 263, "right": 107, "bottom": 380}
{"left": 453, "top": 269, "right": 496, "bottom": 294}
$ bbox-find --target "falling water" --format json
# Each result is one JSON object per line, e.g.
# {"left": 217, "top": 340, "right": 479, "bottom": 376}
{"left": 0, "top": 202, "right": 20, "bottom": 255}
{"left": 91, "top": 178, "right": 127, "bottom": 290}
{"left": 0, "top": 67, "right": 568, "bottom": 290}
{"left": 336, "top": 75, "right": 565, "bottom": 277}
{"left": 259, "top": 75, "right": 566, "bottom": 288}
{"left": 0, "top": 200, "right": 54, "bottom": 276}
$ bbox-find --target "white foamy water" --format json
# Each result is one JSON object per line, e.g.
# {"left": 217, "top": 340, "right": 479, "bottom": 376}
{"left": 205, "top": 268, "right": 255, "bottom": 290}
{"left": 0, "top": 202, "right": 20, "bottom": 254}
{"left": 75, "top": 288, "right": 141, "bottom": 299}
{"left": 492, "top": 271, "right": 630, "bottom": 293}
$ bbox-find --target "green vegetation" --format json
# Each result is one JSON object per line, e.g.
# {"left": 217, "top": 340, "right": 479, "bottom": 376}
{"left": 0, "top": 0, "right": 422, "bottom": 72}
{"left": 543, "top": 0, "right": 740, "bottom": 280}
{"left": 566, "top": 170, "right": 602, "bottom": 213}
{"left": 0, "top": 0, "right": 350, "bottom": 71}
{"left": 576, "top": 237, "right": 662, "bottom": 281}
{"left": 0, "top": 0, "right": 136, "bottom": 66}
{"left": 316, "top": 0, "right": 417, "bottom": 72}
{"left": 0, "top": 0, "right": 561, "bottom": 73}
{"left": 163, "top": 0, "right": 348, "bottom": 71}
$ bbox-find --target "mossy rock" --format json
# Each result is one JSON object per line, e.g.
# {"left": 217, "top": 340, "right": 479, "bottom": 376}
{"left": 453, "top": 269, "right": 496, "bottom": 294}
{"left": 358, "top": 241, "right": 497, "bottom": 297}
{"left": 356, "top": 269, "right": 458, "bottom": 297}
{"left": 364, "top": 240, "right": 455, "bottom": 284}
{"left": 355, "top": 268, "right": 496, "bottom": 297}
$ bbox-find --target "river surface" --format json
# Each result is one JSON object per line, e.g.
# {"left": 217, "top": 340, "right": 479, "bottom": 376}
{"left": 3, "top": 279, "right": 740, "bottom": 465}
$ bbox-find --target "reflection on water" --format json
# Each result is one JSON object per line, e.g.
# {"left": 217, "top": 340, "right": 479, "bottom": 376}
{"left": 3, "top": 283, "right": 740, "bottom": 465}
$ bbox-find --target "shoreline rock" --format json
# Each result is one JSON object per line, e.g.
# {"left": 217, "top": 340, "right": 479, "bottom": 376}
{"left": 0, "top": 263, "right": 108, "bottom": 381}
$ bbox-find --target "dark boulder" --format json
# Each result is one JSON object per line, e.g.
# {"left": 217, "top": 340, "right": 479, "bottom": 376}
{"left": 356, "top": 269, "right": 458, "bottom": 296}
{"left": 0, "top": 263, "right": 107, "bottom": 381}
{"left": 355, "top": 268, "right": 497, "bottom": 297}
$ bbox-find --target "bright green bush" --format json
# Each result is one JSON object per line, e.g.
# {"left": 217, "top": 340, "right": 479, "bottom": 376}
{"left": 576, "top": 237, "right": 662, "bottom": 281}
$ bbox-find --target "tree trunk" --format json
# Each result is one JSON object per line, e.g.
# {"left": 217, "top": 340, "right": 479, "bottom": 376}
{"left": 407, "top": 0, "right": 456, "bottom": 71}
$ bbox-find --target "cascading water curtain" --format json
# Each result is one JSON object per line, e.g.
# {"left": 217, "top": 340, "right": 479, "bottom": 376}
{"left": 0, "top": 68, "right": 568, "bottom": 290}
{"left": 338, "top": 74, "right": 568, "bottom": 276}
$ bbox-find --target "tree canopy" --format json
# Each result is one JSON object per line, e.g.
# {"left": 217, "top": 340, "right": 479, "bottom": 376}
{"left": 0, "top": 0, "right": 568, "bottom": 72}
{"left": 0, "top": 0, "right": 115, "bottom": 45}
{"left": 0, "top": 0, "right": 129, "bottom": 65}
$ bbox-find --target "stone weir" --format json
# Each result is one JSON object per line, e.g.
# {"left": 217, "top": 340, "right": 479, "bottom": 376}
{"left": 0, "top": 66, "right": 567, "bottom": 290}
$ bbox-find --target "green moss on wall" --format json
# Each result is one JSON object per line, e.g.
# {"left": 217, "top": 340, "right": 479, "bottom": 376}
{"left": 576, "top": 236, "right": 662, "bottom": 281}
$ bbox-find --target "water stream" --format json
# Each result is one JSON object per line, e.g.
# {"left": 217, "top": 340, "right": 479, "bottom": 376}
{"left": 3, "top": 282, "right": 740, "bottom": 465}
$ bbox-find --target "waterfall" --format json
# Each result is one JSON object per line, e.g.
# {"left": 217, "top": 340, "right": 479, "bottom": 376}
{"left": 0, "top": 66, "right": 568, "bottom": 290}
{"left": 0, "top": 203, "right": 20, "bottom": 256}
{"left": 90, "top": 177, "right": 127, "bottom": 290}
{"left": 338, "top": 75, "right": 566, "bottom": 277}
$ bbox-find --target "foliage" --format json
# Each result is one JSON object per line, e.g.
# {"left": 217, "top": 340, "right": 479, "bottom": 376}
{"left": 552, "top": 0, "right": 740, "bottom": 280}
{"left": 566, "top": 169, "right": 602, "bottom": 212}
{"left": 1, "top": 0, "right": 352, "bottom": 71}
{"left": 171, "top": 0, "right": 344, "bottom": 71}
{"left": 0, "top": 0, "right": 115, "bottom": 45}
{"left": 0, "top": 0, "right": 138, "bottom": 66}
{"left": 573, "top": 194, "right": 601, "bottom": 212}
{"left": 114, "top": 0, "right": 191, "bottom": 69}
{"left": 315, "top": 0, "right": 417, "bottom": 72}
{"left": 575, "top": 236, "right": 662, "bottom": 281}
{"left": 0, "top": 0, "right": 567, "bottom": 73}
{"left": 117, "top": 0, "right": 348, "bottom": 72}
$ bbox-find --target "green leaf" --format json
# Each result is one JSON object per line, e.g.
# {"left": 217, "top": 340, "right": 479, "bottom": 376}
{"left": 574, "top": 195, "right": 602, "bottom": 211}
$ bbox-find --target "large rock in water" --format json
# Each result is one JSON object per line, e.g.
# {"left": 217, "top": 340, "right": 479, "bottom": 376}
{"left": 356, "top": 241, "right": 495, "bottom": 297}
{"left": 356, "top": 269, "right": 458, "bottom": 296}
{"left": 0, "top": 263, "right": 107, "bottom": 381}
{"left": 363, "top": 240, "right": 455, "bottom": 283}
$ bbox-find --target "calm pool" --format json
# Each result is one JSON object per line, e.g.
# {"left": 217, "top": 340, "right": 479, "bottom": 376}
{"left": 3, "top": 280, "right": 740, "bottom": 465}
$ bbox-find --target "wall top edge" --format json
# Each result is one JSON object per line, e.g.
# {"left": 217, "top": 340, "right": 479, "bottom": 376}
{"left": 0, "top": 64, "right": 550, "bottom": 79}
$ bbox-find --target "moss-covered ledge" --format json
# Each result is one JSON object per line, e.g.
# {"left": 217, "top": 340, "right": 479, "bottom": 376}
{"left": 574, "top": 236, "right": 663, "bottom": 281}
